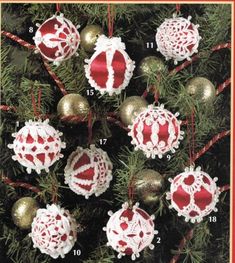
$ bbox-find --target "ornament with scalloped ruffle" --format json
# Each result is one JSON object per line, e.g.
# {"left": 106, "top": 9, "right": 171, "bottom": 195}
{"left": 84, "top": 35, "right": 135, "bottom": 96}
{"left": 103, "top": 202, "right": 158, "bottom": 260}
{"left": 29, "top": 204, "right": 77, "bottom": 259}
{"left": 155, "top": 15, "right": 201, "bottom": 65}
{"left": 33, "top": 13, "right": 80, "bottom": 66}
{"left": 128, "top": 104, "right": 184, "bottom": 159}
{"left": 64, "top": 144, "right": 113, "bottom": 199}
{"left": 8, "top": 119, "right": 66, "bottom": 174}
{"left": 166, "top": 166, "right": 220, "bottom": 223}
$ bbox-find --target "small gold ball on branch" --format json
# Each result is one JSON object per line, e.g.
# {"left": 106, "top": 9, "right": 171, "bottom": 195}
{"left": 185, "top": 77, "right": 216, "bottom": 103}
{"left": 133, "top": 169, "right": 164, "bottom": 206}
{"left": 11, "top": 197, "right": 39, "bottom": 229}
{"left": 57, "top": 93, "right": 90, "bottom": 122}
{"left": 119, "top": 96, "right": 148, "bottom": 126}
{"left": 80, "top": 25, "right": 103, "bottom": 53}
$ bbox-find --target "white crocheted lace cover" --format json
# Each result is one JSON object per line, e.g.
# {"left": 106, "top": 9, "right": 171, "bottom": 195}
{"left": 103, "top": 202, "right": 158, "bottom": 260}
{"left": 166, "top": 166, "right": 220, "bottom": 223}
{"left": 8, "top": 119, "right": 66, "bottom": 174}
{"left": 34, "top": 13, "right": 80, "bottom": 65}
{"left": 64, "top": 144, "right": 113, "bottom": 199}
{"left": 155, "top": 16, "right": 201, "bottom": 64}
{"left": 84, "top": 35, "right": 135, "bottom": 96}
{"left": 29, "top": 204, "right": 77, "bottom": 259}
{"left": 128, "top": 104, "right": 184, "bottom": 159}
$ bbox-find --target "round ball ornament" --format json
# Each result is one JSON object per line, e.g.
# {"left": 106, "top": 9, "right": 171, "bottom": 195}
{"left": 119, "top": 96, "right": 148, "bottom": 126}
{"left": 84, "top": 35, "right": 135, "bottom": 96}
{"left": 64, "top": 144, "right": 113, "bottom": 199}
{"left": 80, "top": 25, "right": 103, "bottom": 53}
{"left": 57, "top": 93, "right": 90, "bottom": 122}
{"left": 138, "top": 56, "right": 166, "bottom": 81}
{"left": 8, "top": 119, "right": 66, "bottom": 174}
{"left": 33, "top": 13, "right": 80, "bottom": 65}
{"left": 155, "top": 15, "right": 201, "bottom": 64}
{"left": 11, "top": 197, "right": 39, "bottom": 229}
{"left": 185, "top": 77, "right": 216, "bottom": 103}
{"left": 166, "top": 166, "right": 220, "bottom": 223}
{"left": 103, "top": 202, "right": 158, "bottom": 260}
{"left": 134, "top": 169, "right": 164, "bottom": 206}
{"left": 29, "top": 204, "right": 77, "bottom": 259}
{"left": 128, "top": 104, "right": 184, "bottom": 159}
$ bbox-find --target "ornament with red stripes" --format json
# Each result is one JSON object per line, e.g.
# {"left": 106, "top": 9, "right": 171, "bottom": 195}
{"left": 166, "top": 166, "right": 220, "bottom": 223}
{"left": 33, "top": 13, "right": 80, "bottom": 66}
{"left": 64, "top": 144, "right": 113, "bottom": 199}
{"left": 128, "top": 104, "right": 184, "bottom": 159}
{"left": 84, "top": 35, "right": 135, "bottom": 96}
{"left": 29, "top": 204, "right": 77, "bottom": 259}
{"left": 103, "top": 202, "right": 158, "bottom": 260}
{"left": 155, "top": 15, "right": 201, "bottom": 65}
{"left": 8, "top": 119, "right": 66, "bottom": 174}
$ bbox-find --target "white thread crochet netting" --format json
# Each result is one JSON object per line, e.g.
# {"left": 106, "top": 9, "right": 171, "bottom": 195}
{"left": 128, "top": 104, "right": 184, "bottom": 159}
{"left": 8, "top": 119, "right": 66, "bottom": 174}
{"left": 29, "top": 204, "right": 77, "bottom": 259}
{"left": 155, "top": 16, "right": 201, "bottom": 64}
{"left": 103, "top": 202, "right": 158, "bottom": 260}
{"left": 84, "top": 35, "right": 135, "bottom": 96}
{"left": 64, "top": 144, "right": 113, "bottom": 199}
{"left": 166, "top": 166, "right": 220, "bottom": 223}
{"left": 34, "top": 13, "right": 80, "bottom": 65}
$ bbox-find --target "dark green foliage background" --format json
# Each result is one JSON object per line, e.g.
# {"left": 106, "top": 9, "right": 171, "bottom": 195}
{"left": 0, "top": 3, "right": 231, "bottom": 263}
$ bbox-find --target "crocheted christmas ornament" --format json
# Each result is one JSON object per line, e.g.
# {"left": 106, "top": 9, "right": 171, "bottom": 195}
{"left": 29, "top": 204, "right": 77, "bottom": 259}
{"left": 34, "top": 13, "right": 80, "bottom": 65}
{"left": 128, "top": 104, "right": 184, "bottom": 159}
{"left": 64, "top": 145, "right": 113, "bottom": 199}
{"left": 103, "top": 202, "right": 158, "bottom": 260}
{"left": 166, "top": 166, "right": 220, "bottom": 223}
{"left": 155, "top": 15, "right": 201, "bottom": 64}
{"left": 84, "top": 35, "right": 135, "bottom": 96}
{"left": 8, "top": 119, "right": 66, "bottom": 174}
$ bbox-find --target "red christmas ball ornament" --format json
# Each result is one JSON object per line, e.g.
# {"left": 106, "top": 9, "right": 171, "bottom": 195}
{"left": 29, "top": 204, "right": 77, "bottom": 259}
{"left": 103, "top": 202, "right": 158, "bottom": 260}
{"left": 64, "top": 145, "right": 113, "bottom": 199}
{"left": 84, "top": 35, "right": 135, "bottom": 96}
{"left": 166, "top": 166, "right": 220, "bottom": 223}
{"left": 8, "top": 119, "right": 66, "bottom": 174}
{"left": 34, "top": 13, "right": 80, "bottom": 65}
{"left": 155, "top": 15, "right": 201, "bottom": 65}
{"left": 128, "top": 104, "right": 184, "bottom": 159}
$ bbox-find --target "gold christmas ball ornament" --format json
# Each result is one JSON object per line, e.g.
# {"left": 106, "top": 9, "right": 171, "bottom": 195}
{"left": 185, "top": 77, "right": 216, "bottom": 103}
{"left": 57, "top": 93, "right": 90, "bottom": 121}
{"left": 119, "top": 96, "right": 148, "bottom": 126}
{"left": 80, "top": 25, "right": 103, "bottom": 53}
{"left": 134, "top": 169, "right": 164, "bottom": 206}
{"left": 138, "top": 56, "right": 166, "bottom": 81}
{"left": 11, "top": 197, "right": 39, "bottom": 229}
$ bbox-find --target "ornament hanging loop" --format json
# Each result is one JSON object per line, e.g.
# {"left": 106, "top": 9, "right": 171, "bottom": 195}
{"left": 55, "top": 3, "right": 61, "bottom": 15}
{"left": 174, "top": 3, "right": 181, "bottom": 17}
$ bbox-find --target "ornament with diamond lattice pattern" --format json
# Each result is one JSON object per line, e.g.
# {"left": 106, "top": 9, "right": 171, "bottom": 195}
{"left": 64, "top": 145, "right": 113, "bottom": 199}
{"left": 155, "top": 15, "right": 201, "bottom": 65}
{"left": 166, "top": 166, "right": 220, "bottom": 223}
{"left": 29, "top": 204, "right": 77, "bottom": 259}
{"left": 103, "top": 202, "right": 158, "bottom": 260}
{"left": 8, "top": 119, "right": 66, "bottom": 174}
{"left": 84, "top": 35, "right": 135, "bottom": 96}
{"left": 128, "top": 104, "right": 184, "bottom": 159}
{"left": 33, "top": 13, "right": 80, "bottom": 65}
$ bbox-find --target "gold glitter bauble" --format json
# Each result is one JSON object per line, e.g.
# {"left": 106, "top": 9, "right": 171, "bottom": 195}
{"left": 134, "top": 169, "right": 164, "bottom": 206}
{"left": 138, "top": 56, "right": 166, "bottom": 82}
{"left": 119, "top": 96, "right": 148, "bottom": 126}
{"left": 80, "top": 25, "right": 103, "bottom": 53}
{"left": 11, "top": 197, "right": 38, "bottom": 229}
{"left": 185, "top": 77, "right": 216, "bottom": 103}
{"left": 57, "top": 93, "right": 90, "bottom": 121}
